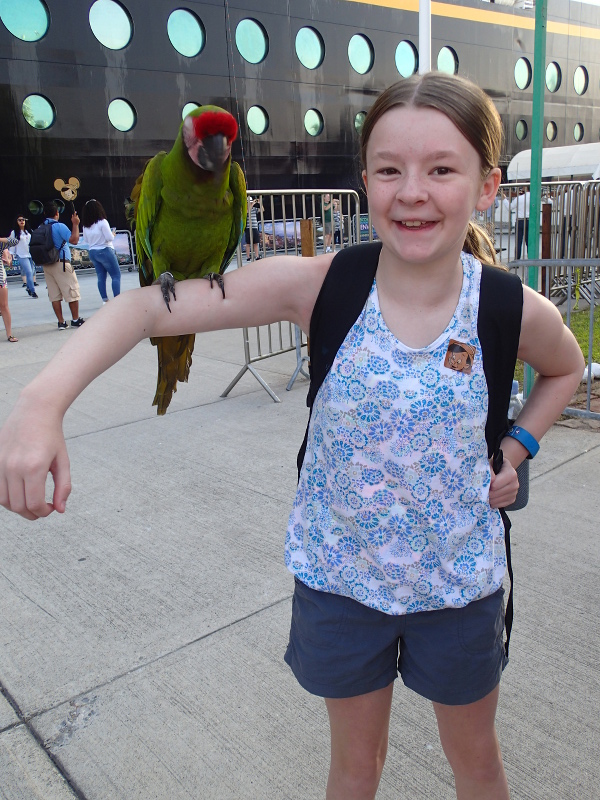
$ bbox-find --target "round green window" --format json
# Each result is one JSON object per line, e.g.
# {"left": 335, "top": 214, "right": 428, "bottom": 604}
{"left": 0, "top": 0, "right": 49, "bottom": 41}
{"left": 235, "top": 18, "right": 268, "bottom": 64}
{"left": 247, "top": 106, "right": 269, "bottom": 135}
{"left": 348, "top": 34, "right": 374, "bottom": 75}
{"left": 167, "top": 9, "right": 205, "bottom": 58}
{"left": 304, "top": 109, "right": 323, "bottom": 137}
{"left": 515, "top": 119, "right": 528, "bottom": 141}
{"left": 108, "top": 98, "right": 136, "bottom": 131}
{"left": 545, "top": 62, "right": 561, "bottom": 93}
{"left": 182, "top": 103, "right": 199, "bottom": 120}
{"left": 395, "top": 41, "right": 418, "bottom": 78}
{"left": 22, "top": 95, "right": 55, "bottom": 129}
{"left": 514, "top": 58, "right": 532, "bottom": 90}
{"left": 354, "top": 111, "right": 367, "bottom": 135}
{"left": 89, "top": 0, "right": 132, "bottom": 50}
{"left": 574, "top": 123, "right": 584, "bottom": 142}
{"left": 295, "top": 27, "right": 324, "bottom": 70}
{"left": 546, "top": 121, "right": 557, "bottom": 142}
{"left": 574, "top": 66, "right": 588, "bottom": 96}
{"left": 437, "top": 46, "right": 458, "bottom": 75}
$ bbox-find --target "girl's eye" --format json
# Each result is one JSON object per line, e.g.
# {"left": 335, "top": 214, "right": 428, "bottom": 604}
{"left": 379, "top": 167, "right": 398, "bottom": 175}
{"left": 433, "top": 167, "right": 452, "bottom": 176}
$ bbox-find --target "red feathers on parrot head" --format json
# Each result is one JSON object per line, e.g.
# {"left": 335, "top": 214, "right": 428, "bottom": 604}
{"left": 193, "top": 111, "right": 238, "bottom": 143}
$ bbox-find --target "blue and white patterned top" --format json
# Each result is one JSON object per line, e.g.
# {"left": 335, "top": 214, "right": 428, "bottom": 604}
{"left": 285, "top": 252, "right": 506, "bottom": 614}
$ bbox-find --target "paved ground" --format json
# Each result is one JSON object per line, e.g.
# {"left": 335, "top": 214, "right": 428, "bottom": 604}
{"left": 0, "top": 270, "right": 599, "bottom": 799}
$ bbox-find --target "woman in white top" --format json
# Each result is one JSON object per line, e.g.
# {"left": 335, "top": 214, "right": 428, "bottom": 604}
{"left": 81, "top": 200, "right": 121, "bottom": 303}
{"left": 9, "top": 215, "right": 37, "bottom": 297}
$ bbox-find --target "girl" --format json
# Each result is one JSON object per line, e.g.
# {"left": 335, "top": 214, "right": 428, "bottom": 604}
{"left": 0, "top": 235, "right": 19, "bottom": 342}
{"left": 9, "top": 215, "right": 38, "bottom": 297}
{"left": 81, "top": 199, "right": 121, "bottom": 303}
{"left": 0, "top": 73, "right": 583, "bottom": 799}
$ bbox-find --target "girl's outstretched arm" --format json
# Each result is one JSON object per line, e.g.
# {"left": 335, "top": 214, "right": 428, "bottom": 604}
{"left": 0, "top": 253, "right": 333, "bottom": 520}
{"left": 498, "top": 285, "right": 585, "bottom": 470}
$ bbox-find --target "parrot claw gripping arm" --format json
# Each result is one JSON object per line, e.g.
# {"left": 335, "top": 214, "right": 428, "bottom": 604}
{"left": 153, "top": 272, "right": 176, "bottom": 312}
{"left": 204, "top": 272, "right": 226, "bottom": 299}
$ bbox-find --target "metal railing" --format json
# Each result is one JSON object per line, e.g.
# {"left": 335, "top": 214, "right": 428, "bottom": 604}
{"left": 221, "top": 189, "right": 362, "bottom": 401}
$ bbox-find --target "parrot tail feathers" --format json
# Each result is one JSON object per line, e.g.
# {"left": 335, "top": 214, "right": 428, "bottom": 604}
{"left": 151, "top": 333, "right": 196, "bottom": 415}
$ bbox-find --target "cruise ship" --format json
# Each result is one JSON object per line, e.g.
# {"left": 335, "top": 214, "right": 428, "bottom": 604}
{"left": 0, "top": 0, "right": 599, "bottom": 229}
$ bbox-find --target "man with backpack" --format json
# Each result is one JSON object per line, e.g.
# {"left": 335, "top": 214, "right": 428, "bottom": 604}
{"left": 30, "top": 201, "right": 85, "bottom": 330}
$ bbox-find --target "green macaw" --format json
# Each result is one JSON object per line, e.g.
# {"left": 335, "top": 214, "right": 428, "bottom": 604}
{"left": 131, "top": 105, "right": 246, "bottom": 414}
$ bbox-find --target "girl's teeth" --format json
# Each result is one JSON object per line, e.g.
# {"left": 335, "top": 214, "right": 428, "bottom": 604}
{"left": 403, "top": 221, "right": 423, "bottom": 227}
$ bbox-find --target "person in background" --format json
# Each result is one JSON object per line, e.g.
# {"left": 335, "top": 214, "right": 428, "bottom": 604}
{"left": 38, "top": 201, "right": 85, "bottom": 330}
{"left": 333, "top": 198, "right": 342, "bottom": 248}
{"left": 9, "top": 215, "right": 38, "bottom": 298}
{"left": 322, "top": 193, "right": 333, "bottom": 252}
{"left": 510, "top": 187, "right": 530, "bottom": 260}
{"left": 81, "top": 200, "right": 121, "bottom": 304}
{"left": 0, "top": 235, "right": 19, "bottom": 342}
{"left": 245, "top": 196, "right": 262, "bottom": 262}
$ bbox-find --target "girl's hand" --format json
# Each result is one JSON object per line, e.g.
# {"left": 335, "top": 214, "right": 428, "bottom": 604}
{"left": 488, "top": 456, "right": 519, "bottom": 509}
{"left": 0, "top": 399, "right": 71, "bottom": 520}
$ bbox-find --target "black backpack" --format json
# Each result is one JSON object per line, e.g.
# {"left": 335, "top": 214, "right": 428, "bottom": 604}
{"left": 30, "top": 221, "right": 67, "bottom": 268}
{"left": 297, "top": 242, "right": 523, "bottom": 655}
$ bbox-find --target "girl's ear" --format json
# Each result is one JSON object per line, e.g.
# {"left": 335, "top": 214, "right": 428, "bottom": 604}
{"left": 362, "top": 169, "right": 369, "bottom": 195}
{"left": 475, "top": 167, "right": 502, "bottom": 212}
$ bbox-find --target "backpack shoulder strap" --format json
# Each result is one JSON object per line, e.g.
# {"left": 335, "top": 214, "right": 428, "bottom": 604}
{"left": 307, "top": 242, "right": 382, "bottom": 407}
{"left": 297, "top": 242, "right": 381, "bottom": 476}
{"left": 478, "top": 264, "right": 523, "bottom": 457}
{"left": 477, "top": 263, "right": 523, "bottom": 658}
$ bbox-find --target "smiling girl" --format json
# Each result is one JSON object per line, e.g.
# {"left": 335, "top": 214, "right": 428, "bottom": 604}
{"left": 0, "top": 73, "right": 584, "bottom": 799}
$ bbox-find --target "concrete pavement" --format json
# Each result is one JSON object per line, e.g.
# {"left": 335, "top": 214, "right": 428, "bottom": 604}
{"left": 1, "top": 269, "right": 599, "bottom": 799}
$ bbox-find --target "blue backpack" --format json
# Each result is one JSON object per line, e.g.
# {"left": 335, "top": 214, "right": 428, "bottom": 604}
{"left": 30, "top": 221, "right": 67, "bottom": 268}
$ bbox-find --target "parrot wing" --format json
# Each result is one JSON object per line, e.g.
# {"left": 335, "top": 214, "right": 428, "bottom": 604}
{"left": 220, "top": 160, "right": 247, "bottom": 272}
{"left": 134, "top": 151, "right": 167, "bottom": 287}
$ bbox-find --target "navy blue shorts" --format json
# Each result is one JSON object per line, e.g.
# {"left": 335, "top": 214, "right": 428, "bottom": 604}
{"left": 284, "top": 578, "right": 508, "bottom": 705}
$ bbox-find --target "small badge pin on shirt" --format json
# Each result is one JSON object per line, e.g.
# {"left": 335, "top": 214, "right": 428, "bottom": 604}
{"left": 444, "top": 339, "right": 476, "bottom": 375}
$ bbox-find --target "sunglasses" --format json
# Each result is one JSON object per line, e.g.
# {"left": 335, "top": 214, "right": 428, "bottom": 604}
{"left": 17, "top": 218, "right": 26, "bottom": 222}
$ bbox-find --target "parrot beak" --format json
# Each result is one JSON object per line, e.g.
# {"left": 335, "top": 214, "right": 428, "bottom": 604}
{"left": 197, "top": 133, "right": 231, "bottom": 173}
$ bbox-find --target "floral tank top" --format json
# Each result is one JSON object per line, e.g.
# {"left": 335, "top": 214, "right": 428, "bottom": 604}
{"left": 285, "top": 252, "right": 506, "bottom": 614}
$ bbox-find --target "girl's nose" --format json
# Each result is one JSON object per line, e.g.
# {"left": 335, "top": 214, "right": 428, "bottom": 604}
{"left": 396, "top": 174, "right": 427, "bottom": 204}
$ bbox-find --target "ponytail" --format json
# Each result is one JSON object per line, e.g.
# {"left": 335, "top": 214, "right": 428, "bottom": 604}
{"left": 463, "top": 220, "right": 506, "bottom": 270}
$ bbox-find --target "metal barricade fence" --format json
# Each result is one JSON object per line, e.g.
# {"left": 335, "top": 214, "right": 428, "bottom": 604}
{"left": 510, "top": 258, "right": 599, "bottom": 421}
{"left": 221, "top": 189, "right": 362, "bottom": 402}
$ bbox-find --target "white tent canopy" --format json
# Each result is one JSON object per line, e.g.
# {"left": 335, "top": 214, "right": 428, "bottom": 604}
{"left": 507, "top": 142, "right": 600, "bottom": 181}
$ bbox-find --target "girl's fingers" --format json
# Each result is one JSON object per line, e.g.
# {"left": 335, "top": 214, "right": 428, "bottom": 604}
{"left": 49, "top": 449, "right": 72, "bottom": 513}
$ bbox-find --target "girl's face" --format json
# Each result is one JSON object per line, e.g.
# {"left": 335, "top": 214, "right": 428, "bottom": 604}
{"left": 17, "top": 217, "right": 26, "bottom": 228}
{"left": 362, "top": 106, "right": 500, "bottom": 270}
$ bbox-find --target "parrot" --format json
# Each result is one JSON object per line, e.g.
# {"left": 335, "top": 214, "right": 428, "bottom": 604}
{"left": 129, "top": 105, "right": 247, "bottom": 414}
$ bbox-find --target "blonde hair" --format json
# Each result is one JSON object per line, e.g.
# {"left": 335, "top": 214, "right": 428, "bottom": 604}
{"left": 360, "top": 72, "right": 503, "bottom": 267}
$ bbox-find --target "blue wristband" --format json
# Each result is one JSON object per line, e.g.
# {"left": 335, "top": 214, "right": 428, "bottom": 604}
{"left": 504, "top": 425, "right": 539, "bottom": 459}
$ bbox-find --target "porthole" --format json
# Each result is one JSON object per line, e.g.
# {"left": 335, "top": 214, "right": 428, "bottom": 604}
{"left": 348, "top": 34, "right": 374, "bottom": 75}
{"left": 545, "top": 62, "right": 561, "bottom": 93}
{"left": 235, "top": 18, "right": 268, "bottom": 64}
{"left": 354, "top": 111, "right": 367, "bottom": 135}
{"left": 304, "top": 109, "right": 323, "bottom": 137}
{"left": 514, "top": 58, "right": 532, "bottom": 90}
{"left": 574, "top": 123, "right": 584, "bottom": 142}
{"left": 108, "top": 98, "right": 136, "bottom": 131}
{"left": 22, "top": 94, "right": 55, "bottom": 130}
{"left": 295, "top": 27, "right": 324, "bottom": 70}
{"left": 515, "top": 119, "right": 528, "bottom": 141}
{"left": 182, "top": 102, "right": 199, "bottom": 120}
{"left": 89, "top": 0, "right": 132, "bottom": 50}
{"left": 0, "top": 0, "right": 49, "bottom": 41}
{"left": 28, "top": 200, "right": 44, "bottom": 216}
{"left": 395, "top": 40, "right": 418, "bottom": 78}
{"left": 247, "top": 105, "right": 269, "bottom": 135}
{"left": 546, "top": 121, "right": 557, "bottom": 142}
{"left": 167, "top": 9, "right": 205, "bottom": 58}
{"left": 574, "top": 66, "right": 588, "bottom": 96}
{"left": 437, "top": 46, "right": 458, "bottom": 75}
